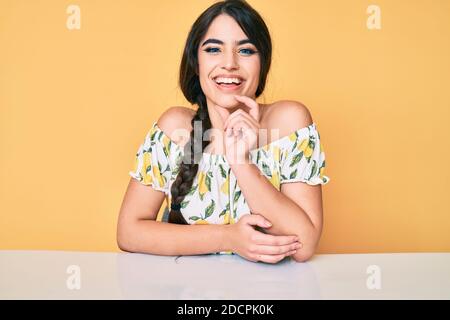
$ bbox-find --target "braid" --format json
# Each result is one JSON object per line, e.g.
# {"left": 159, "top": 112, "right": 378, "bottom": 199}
{"left": 168, "top": 93, "right": 211, "bottom": 224}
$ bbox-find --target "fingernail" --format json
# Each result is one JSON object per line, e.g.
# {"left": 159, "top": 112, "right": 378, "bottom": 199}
{"left": 265, "top": 221, "right": 272, "bottom": 227}
{"left": 292, "top": 250, "right": 297, "bottom": 254}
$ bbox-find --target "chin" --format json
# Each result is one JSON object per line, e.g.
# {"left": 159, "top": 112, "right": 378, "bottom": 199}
{"left": 211, "top": 94, "right": 241, "bottom": 109}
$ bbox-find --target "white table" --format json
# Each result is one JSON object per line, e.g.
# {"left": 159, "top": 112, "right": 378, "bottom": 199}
{"left": 1, "top": 250, "right": 449, "bottom": 299}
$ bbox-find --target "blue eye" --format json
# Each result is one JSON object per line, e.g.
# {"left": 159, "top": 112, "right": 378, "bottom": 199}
{"left": 239, "top": 48, "right": 256, "bottom": 55}
{"left": 203, "top": 47, "right": 257, "bottom": 56}
{"left": 204, "top": 47, "right": 220, "bottom": 53}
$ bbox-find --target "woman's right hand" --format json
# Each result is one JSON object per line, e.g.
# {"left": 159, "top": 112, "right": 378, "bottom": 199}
{"left": 227, "top": 214, "right": 303, "bottom": 263}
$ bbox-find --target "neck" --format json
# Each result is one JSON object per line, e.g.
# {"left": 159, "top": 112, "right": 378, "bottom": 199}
{"left": 203, "top": 96, "right": 262, "bottom": 155}
{"left": 204, "top": 98, "right": 241, "bottom": 155}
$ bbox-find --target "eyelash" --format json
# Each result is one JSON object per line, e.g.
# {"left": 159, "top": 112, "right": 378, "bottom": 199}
{"left": 204, "top": 47, "right": 257, "bottom": 56}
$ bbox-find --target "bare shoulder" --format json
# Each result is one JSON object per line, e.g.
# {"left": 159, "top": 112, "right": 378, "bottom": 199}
{"left": 157, "top": 106, "right": 196, "bottom": 147}
{"left": 261, "top": 100, "right": 313, "bottom": 139}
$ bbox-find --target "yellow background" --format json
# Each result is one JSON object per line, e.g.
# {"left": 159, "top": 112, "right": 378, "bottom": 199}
{"left": 1, "top": 0, "right": 449, "bottom": 253}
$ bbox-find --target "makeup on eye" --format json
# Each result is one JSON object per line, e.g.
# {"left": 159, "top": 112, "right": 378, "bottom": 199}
{"left": 203, "top": 47, "right": 258, "bottom": 55}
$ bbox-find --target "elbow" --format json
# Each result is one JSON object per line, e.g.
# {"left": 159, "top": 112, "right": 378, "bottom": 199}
{"left": 117, "top": 236, "right": 137, "bottom": 253}
{"left": 292, "top": 250, "right": 315, "bottom": 263}
{"left": 292, "top": 235, "right": 318, "bottom": 262}
{"left": 116, "top": 223, "right": 135, "bottom": 253}
{"left": 292, "top": 225, "right": 321, "bottom": 262}
{"left": 116, "top": 233, "right": 130, "bottom": 253}
{"left": 117, "top": 236, "right": 130, "bottom": 253}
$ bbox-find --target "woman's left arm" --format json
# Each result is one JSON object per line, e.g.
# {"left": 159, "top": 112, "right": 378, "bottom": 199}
{"left": 230, "top": 161, "right": 322, "bottom": 262}
{"left": 225, "top": 97, "right": 323, "bottom": 262}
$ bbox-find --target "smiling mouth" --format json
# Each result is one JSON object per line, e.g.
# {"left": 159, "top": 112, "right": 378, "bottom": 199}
{"left": 213, "top": 76, "right": 244, "bottom": 90}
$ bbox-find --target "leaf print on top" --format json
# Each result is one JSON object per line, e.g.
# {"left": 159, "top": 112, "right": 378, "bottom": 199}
{"left": 204, "top": 199, "right": 215, "bottom": 219}
{"left": 219, "top": 202, "right": 231, "bottom": 223}
{"left": 279, "top": 124, "right": 330, "bottom": 185}
{"left": 189, "top": 199, "right": 215, "bottom": 225}
{"left": 289, "top": 152, "right": 303, "bottom": 168}
{"left": 232, "top": 190, "right": 242, "bottom": 220}
{"left": 309, "top": 160, "right": 318, "bottom": 180}
{"left": 261, "top": 162, "right": 272, "bottom": 177}
{"left": 219, "top": 164, "right": 227, "bottom": 178}
{"left": 129, "top": 121, "right": 330, "bottom": 237}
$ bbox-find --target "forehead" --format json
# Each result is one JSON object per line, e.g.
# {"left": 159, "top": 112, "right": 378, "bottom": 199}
{"left": 202, "top": 14, "right": 248, "bottom": 42}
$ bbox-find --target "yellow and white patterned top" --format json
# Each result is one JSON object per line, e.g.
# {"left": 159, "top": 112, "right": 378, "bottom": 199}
{"left": 129, "top": 121, "right": 330, "bottom": 253}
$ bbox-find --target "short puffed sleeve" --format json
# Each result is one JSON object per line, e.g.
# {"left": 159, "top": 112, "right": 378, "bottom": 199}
{"left": 129, "top": 121, "right": 181, "bottom": 195}
{"left": 279, "top": 123, "right": 330, "bottom": 186}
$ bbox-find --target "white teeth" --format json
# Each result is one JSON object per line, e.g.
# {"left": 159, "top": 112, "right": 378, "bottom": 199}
{"left": 214, "top": 77, "right": 242, "bottom": 85}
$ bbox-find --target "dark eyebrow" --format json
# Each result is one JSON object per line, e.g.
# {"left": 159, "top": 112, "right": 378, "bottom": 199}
{"left": 201, "top": 38, "right": 254, "bottom": 47}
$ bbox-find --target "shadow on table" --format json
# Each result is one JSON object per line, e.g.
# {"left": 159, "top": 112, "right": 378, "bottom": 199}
{"left": 116, "top": 252, "right": 321, "bottom": 299}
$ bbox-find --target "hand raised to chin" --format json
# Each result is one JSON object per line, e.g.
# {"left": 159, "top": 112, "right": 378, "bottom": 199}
{"left": 223, "top": 95, "right": 261, "bottom": 165}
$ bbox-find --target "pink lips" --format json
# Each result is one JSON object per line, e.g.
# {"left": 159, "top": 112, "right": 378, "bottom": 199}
{"left": 212, "top": 75, "right": 244, "bottom": 92}
{"left": 214, "top": 81, "right": 243, "bottom": 92}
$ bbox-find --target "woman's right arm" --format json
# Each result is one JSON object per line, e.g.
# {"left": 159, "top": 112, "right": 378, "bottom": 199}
{"left": 117, "top": 178, "right": 231, "bottom": 255}
{"left": 117, "top": 178, "right": 301, "bottom": 262}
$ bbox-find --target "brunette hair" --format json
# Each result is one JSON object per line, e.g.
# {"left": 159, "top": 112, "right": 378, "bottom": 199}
{"left": 169, "top": 0, "right": 272, "bottom": 224}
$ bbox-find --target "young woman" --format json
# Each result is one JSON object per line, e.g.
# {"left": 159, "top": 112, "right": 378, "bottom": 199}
{"left": 117, "top": 0, "right": 330, "bottom": 264}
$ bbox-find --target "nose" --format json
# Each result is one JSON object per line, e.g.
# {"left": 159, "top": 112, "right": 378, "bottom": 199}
{"left": 221, "top": 49, "right": 239, "bottom": 71}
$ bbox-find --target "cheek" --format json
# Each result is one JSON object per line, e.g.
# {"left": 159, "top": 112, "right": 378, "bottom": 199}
{"left": 198, "top": 51, "right": 216, "bottom": 72}
{"left": 198, "top": 55, "right": 215, "bottom": 88}
{"left": 252, "top": 58, "right": 261, "bottom": 80}
{"left": 243, "top": 58, "right": 261, "bottom": 91}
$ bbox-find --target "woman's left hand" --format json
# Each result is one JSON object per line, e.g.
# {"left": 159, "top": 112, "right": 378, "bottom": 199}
{"left": 224, "top": 95, "right": 261, "bottom": 165}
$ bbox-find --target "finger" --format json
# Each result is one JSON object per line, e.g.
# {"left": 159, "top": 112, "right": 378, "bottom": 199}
{"left": 225, "top": 112, "right": 259, "bottom": 131}
{"left": 234, "top": 95, "right": 260, "bottom": 122}
{"left": 254, "top": 243, "right": 302, "bottom": 255}
{"left": 252, "top": 232, "right": 299, "bottom": 246}
{"left": 227, "top": 115, "right": 255, "bottom": 130}
{"left": 236, "top": 122, "right": 255, "bottom": 140}
{"left": 234, "top": 127, "right": 240, "bottom": 137}
{"left": 232, "top": 121, "right": 251, "bottom": 137}
{"left": 243, "top": 214, "right": 273, "bottom": 229}
{"left": 252, "top": 251, "right": 295, "bottom": 264}
{"left": 224, "top": 109, "right": 244, "bottom": 128}
{"left": 227, "top": 118, "right": 256, "bottom": 135}
{"left": 224, "top": 109, "right": 259, "bottom": 129}
{"left": 237, "top": 122, "right": 257, "bottom": 139}
{"left": 233, "top": 95, "right": 259, "bottom": 110}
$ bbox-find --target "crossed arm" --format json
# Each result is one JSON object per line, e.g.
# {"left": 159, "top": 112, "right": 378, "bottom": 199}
{"left": 228, "top": 103, "right": 324, "bottom": 262}
{"left": 229, "top": 160, "right": 323, "bottom": 262}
